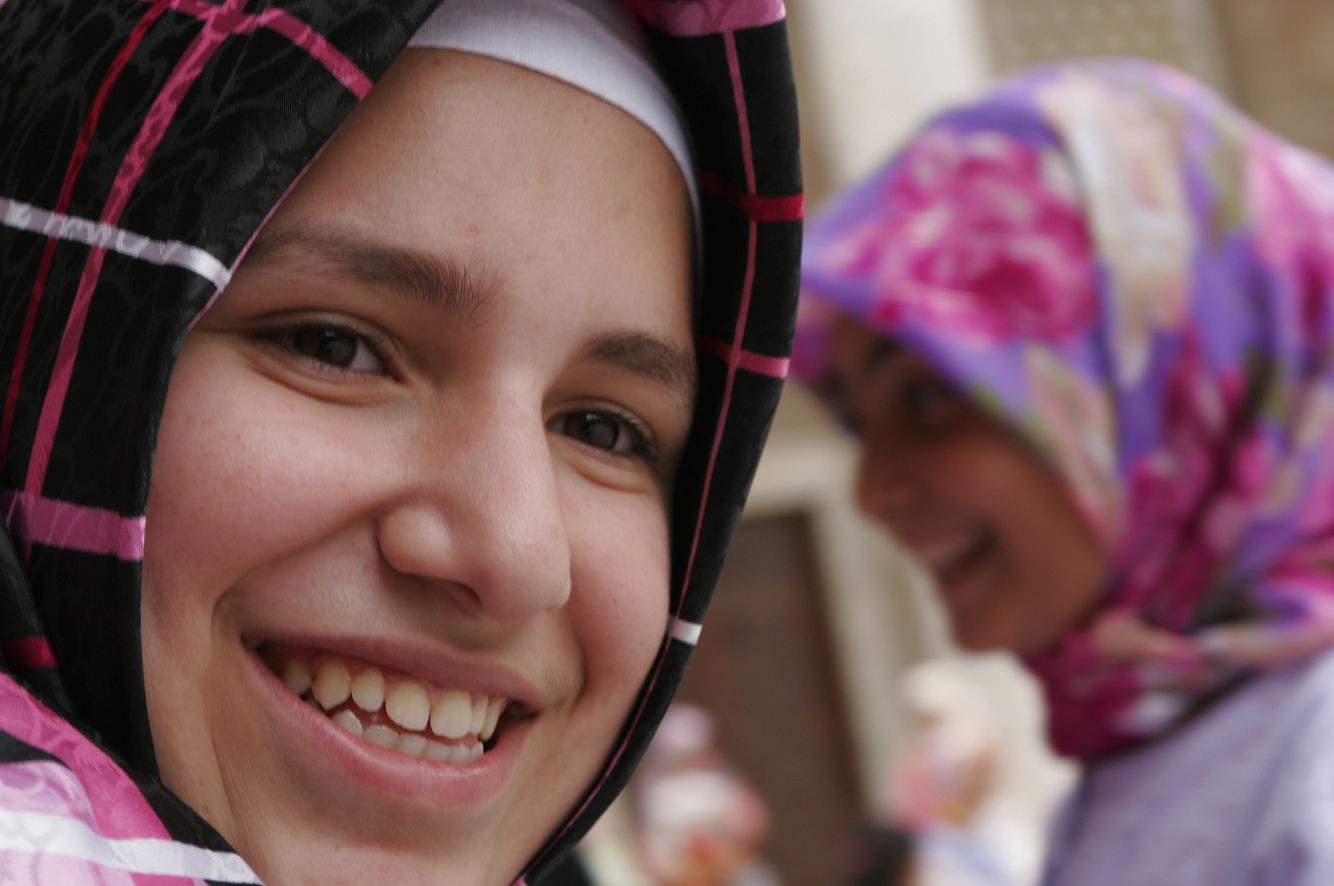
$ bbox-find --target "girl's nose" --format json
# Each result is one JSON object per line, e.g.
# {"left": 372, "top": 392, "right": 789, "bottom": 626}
{"left": 377, "top": 401, "right": 572, "bottom": 624}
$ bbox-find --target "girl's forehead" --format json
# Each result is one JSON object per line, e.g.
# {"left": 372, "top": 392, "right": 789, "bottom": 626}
{"left": 405, "top": 0, "right": 698, "bottom": 223}
{"left": 306, "top": 52, "right": 689, "bottom": 230}
{"left": 224, "top": 53, "right": 695, "bottom": 375}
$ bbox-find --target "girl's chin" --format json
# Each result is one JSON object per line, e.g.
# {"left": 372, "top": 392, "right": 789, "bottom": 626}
{"left": 171, "top": 638, "right": 548, "bottom": 885}
{"left": 239, "top": 836, "right": 505, "bottom": 886}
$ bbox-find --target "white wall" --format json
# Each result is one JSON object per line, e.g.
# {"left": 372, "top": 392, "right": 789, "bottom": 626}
{"left": 793, "top": 0, "right": 991, "bottom": 192}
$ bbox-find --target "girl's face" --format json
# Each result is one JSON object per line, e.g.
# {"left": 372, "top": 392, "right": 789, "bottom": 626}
{"left": 141, "top": 51, "right": 693, "bottom": 884}
{"left": 824, "top": 316, "right": 1107, "bottom": 655}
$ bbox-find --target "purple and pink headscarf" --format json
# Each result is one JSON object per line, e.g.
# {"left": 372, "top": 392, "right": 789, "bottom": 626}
{"left": 796, "top": 60, "right": 1334, "bottom": 759}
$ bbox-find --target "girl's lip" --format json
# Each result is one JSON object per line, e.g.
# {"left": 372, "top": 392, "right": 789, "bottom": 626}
{"left": 243, "top": 641, "right": 532, "bottom": 808}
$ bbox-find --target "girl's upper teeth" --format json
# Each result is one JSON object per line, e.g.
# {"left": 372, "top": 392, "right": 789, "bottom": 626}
{"left": 386, "top": 682, "right": 431, "bottom": 732}
{"left": 430, "top": 689, "right": 474, "bottom": 739}
{"left": 276, "top": 652, "right": 508, "bottom": 744}
{"left": 351, "top": 668, "right": 384, "bottom": 711}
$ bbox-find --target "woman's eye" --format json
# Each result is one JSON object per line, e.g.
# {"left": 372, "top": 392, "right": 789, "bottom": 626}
{"left": 265, "top": 324, "right": 386, "bottom": 374}
{"left": 551, "top": 409, "right": 652, "bottom": 460}
{"left": 900, "top": 377, "right": 962, "bottom": 426}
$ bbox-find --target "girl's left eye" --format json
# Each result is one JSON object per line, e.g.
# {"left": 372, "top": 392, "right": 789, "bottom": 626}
{"left": 260, "top": 323, "right": 386, "bottom": 374}
{"left": 550, "top": 409, "right": 654, "bottom": 461}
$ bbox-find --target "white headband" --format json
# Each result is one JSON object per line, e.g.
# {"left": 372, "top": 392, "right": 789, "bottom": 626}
{"left": 408, "top": 0, "right": 700, "bottom": 220}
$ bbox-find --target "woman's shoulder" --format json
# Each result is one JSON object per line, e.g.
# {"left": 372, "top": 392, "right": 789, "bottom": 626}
{"left": 1045, "top": 651, "right": 1334, "bottom": 886}
{"left": 1204, "top": 646, "right": 1334, "bottom": 743}
{"left": 1088, "top": 649, "right": 1334, "bottom": 783}
{"left": 1194, "top": 647, "right": 1334, "bottom": 776}
{"left": 1243, "top": 650, "right": 1334, "bottom": 881}
{"left": 1101, "top": 648, "right": 1334, "bottom": 813}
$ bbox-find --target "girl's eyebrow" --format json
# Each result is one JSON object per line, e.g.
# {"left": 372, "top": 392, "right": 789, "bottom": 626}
{"left": 580, "top": 332, "right": 697, "bottom": 409}
{"left": 245, "top": 222, "right": 493, "bottom": 321}
{"left": 247, "top": 221, "right": 697, "bottom": 406}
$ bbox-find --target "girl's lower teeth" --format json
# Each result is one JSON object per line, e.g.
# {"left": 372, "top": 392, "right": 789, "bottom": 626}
{"left": 316, "top": 697, "right": 487, "bottom": 764}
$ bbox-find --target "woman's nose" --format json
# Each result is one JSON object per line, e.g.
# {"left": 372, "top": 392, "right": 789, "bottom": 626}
{"left": 855, "top": 433, "right": 918, "bottom": 527}
{"left": 376, "top": 403, "right": 572, "bottom": 624}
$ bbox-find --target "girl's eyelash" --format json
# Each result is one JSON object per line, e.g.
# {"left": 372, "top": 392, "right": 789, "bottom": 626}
{"left": 559, "top": 404, "right": 662, "bottom": 467}
{"left": 253, "top": 320, "right": 391, "bottom": 375}
{"left": 605, "top": 406, "right": 659, "bottom": 463}
{"left": 607, "top": 406, "right": 659, "bottom": 462}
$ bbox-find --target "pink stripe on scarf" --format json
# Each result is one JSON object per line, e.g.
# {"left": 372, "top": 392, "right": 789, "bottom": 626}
{"left": 677, "top": 28, "right": 759, "bottom": 602}
{"left": 700, "top": 170, "right": 803, "bottom": 222}
{"left": 155, "top": 0, "right": 372, "bottom": 98}
{"left": 0, "top": 677, "right": 176, "bottom": 845}
{"left": 0, "top": 848, "right": 172, "bottom": 885}
{"left": 2, "top": 637, "right": 57, "bottom": 670}
{"left": 699, "top": 336, "right": 790, "bottom": 378}
{"left": 0, "top": 762, "right": 205, "bottom": 885}
{"left": 249, "top": 7, "right": 373, "bottom": 98}
{"left": 1, "top": 489, "right": 145, "bottom": 560}
{"left": 631, "top": 0, "right": 786, "bottom": 37}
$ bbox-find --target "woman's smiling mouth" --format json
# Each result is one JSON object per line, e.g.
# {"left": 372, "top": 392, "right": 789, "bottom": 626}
{"left": 906, "top": 528, "right": 998, "bottom": 609}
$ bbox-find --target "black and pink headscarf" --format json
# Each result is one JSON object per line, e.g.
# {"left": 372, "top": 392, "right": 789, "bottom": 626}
{"left": 797, "top": 60, "right": 1334, "bottom": 760}
{"left": 0, "top": 1, "right": 801, "bottom": 880}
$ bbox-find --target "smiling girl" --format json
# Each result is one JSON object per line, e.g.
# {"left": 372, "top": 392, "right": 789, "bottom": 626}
{"left": 0, "top": 1, "right": 800, "bottom": 883}
{"left": 797, "top": 61, "right": 1334, "bottom": 885}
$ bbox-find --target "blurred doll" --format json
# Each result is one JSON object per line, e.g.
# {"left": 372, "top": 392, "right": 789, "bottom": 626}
{"left": 632, "top": 704, "right": 778, "bottom": 886}
{"left": 891, "top": 664, "right": 1000, "bottom": 833}
{"left": 888, "top": 664, "right": 1013, "bottom": 886}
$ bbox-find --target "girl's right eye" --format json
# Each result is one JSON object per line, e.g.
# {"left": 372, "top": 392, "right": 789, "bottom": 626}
{"left": 259, "top": 323, "right": 387, "bottom": 375}
{"left": 549, "top": 407, "right": 658, "bottom": 464}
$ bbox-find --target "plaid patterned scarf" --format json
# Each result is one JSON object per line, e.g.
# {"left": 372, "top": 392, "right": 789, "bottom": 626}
{"left": 0, "top": 1, "right": 801, "bottom": 880}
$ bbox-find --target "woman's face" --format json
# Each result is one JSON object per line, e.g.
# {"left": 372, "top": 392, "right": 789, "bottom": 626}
{"left": 141, "top": 51, "right": 693, "bottom": 884}
{"left": 824, "top": 316, "right": 1107, "bottom": 655}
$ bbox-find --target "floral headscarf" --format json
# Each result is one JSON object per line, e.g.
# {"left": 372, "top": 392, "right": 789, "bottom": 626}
{"left": 795, "top": 60, "right": 1334, "bottom": 759}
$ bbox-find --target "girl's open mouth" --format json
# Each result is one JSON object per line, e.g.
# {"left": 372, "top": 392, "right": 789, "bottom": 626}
{"left": 256, "top": 642, "right": 513, "bottom": 765}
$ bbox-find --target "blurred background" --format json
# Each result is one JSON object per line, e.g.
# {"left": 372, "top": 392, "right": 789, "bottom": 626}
{"left": 579, "top": 1, "right": 1334, "bottom": 883}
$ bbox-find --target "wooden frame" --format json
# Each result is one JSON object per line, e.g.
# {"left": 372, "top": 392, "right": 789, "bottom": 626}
{"left": 740, "top": 429, "right": 946, "bottom": 816}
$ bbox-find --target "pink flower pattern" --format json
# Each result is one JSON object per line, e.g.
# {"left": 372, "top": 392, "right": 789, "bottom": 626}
{"left": 855, "top": 129, "right": 1100, "bottom": 346}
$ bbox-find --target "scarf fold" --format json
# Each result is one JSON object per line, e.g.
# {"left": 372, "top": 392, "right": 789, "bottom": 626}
{"left": 797, "top": 59, "right": 1334, "bottom": 759}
